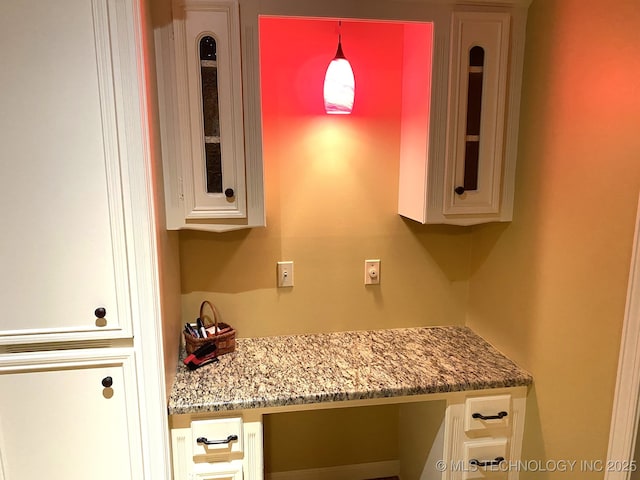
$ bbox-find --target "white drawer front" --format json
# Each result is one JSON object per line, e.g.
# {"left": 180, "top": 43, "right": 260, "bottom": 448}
{"left": 464, "top": 394, "right": 511, "bottom": 433}
{"left": 192, "top": 417, "right": 244, "bottom": 459}
{"left": 463, "top": 437, "right": 508, "bottom": 479}
{"left": 192, "top": 459, "right": 243, "bottom": 479}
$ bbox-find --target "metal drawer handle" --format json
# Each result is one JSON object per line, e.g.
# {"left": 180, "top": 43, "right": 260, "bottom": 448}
{"left": 472, "top": 410, "right": 508, "bottom": 421}
{"left": 197, "top": 434, "right": 238, "bottom": 446}
{"left": 470, "top": 456, "right": 505, "bottom": 468}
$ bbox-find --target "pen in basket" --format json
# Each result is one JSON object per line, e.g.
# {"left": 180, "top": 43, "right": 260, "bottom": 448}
{"left": 197, "top": 317, "right": 207, "bottom": 338}
{"left": 184, "top": 322, "right": 199, "bottom": 338}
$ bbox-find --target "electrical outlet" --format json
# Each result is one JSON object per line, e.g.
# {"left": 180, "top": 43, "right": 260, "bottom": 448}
{"left": 364, "top": 259, "right": 380, "bottom": 285}
{"left": 277, "top": 261, "right": 294, "bottom": 287}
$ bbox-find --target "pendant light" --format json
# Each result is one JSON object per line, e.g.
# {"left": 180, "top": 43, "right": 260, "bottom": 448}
{"left": 323, "top": 21, "right": 355, "bottom": 114}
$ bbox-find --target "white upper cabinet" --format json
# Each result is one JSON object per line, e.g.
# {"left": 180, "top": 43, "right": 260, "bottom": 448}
{"left": 156, "top": 0, "right": 265, "bottom": 232}
{"left": 398, "top": 3, "right": 529, "bottom": 225}
{"left": 0, "top": 0, "right": 140, "bottom": 343}
{"left": 444, "top": 12, "right": 511, "bottom": 217}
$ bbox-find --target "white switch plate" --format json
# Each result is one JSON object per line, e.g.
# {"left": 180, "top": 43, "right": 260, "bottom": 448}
{"left": 277, "top": 261, "right": 294, "bottom": 287}
{"left": 364, "top": 259, "right": 380, "bottom": 285}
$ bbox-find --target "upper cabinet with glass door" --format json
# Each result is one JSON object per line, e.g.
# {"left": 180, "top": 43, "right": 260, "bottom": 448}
{"left": 157, "top": 0, "right": 265, "bottom": 232}
{"left": 398, "top": 3, "right": 530, "bottom": 225}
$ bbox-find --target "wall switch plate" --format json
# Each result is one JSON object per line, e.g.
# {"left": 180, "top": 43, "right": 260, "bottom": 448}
{"left": 364, "top": 259, "right": 380, "bottom": 285}
{"left": 277, "top": 261, "right": 294, "bottom": 287}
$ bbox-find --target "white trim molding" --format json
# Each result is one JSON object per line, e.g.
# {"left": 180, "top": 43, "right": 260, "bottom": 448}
{"left": 605, "top": 193, "right": 640, "bottom": 480}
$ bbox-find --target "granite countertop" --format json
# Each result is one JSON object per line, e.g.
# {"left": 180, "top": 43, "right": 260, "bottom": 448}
{"left": 168, "top": 326, "right": 532, "bottom": 415}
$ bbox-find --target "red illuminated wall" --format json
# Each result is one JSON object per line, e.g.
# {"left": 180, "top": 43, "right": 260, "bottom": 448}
{"left": 259, "top": 17, "right": 406, "bottom": 119}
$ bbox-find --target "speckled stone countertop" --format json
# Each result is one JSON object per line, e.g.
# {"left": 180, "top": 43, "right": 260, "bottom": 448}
{"left": 168, "top": 326, "right": 532, "bottom": 415}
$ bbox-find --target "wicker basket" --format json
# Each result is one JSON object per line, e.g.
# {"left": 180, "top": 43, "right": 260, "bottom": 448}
{"left": 184, "top": 301, "right": 236, "bottom": 357}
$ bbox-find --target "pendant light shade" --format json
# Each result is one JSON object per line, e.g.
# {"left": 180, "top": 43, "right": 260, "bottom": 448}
{"left": 324, "top": 24, "right": 355, "bottom": 114}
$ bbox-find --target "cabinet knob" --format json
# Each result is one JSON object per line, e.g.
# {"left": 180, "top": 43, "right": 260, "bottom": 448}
{"left": 102, "top": 376, "right": 113, "bottom": 388}
{"left": 454, "top": 186, "right": 466, "bottom": 195}
{"left": 224, "top": 188, "right": 235, "bottom": 198}
{"left": 94, "top": 307, "right": 107, "bottom": 318}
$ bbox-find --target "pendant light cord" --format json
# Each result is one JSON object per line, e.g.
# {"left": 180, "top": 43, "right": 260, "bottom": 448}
{"left": 335, "top": 20, "right": 345, "bottom": 59}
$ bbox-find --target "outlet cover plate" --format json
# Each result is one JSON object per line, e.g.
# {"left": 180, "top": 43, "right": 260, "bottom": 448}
{"left": 365, "top": 259, "right": 380, "bottom": 285}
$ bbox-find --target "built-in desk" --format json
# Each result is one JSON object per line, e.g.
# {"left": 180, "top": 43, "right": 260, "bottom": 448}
{"left": 168, "top": 326, "right": 533, "bottom": 479}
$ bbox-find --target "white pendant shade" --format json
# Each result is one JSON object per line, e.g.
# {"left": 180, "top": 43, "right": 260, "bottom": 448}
{"left": 323, "top": 55, "right": 355, "bottom": 114}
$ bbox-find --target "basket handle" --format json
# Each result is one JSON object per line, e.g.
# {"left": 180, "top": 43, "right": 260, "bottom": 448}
{"left": 199, "top": 300, "right": 221, "bottom": 335}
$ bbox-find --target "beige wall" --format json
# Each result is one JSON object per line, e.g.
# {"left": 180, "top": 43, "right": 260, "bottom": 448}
{"left": 264, "top": 405, "right": 400, "bottom": 472}
{"left": 467, "top": 0, "right": 640, "bottom": 477}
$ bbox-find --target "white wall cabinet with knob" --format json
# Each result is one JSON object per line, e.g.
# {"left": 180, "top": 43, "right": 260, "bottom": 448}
{"left": 156, "top": 0, "right": 265, "bottom": 232}
{"left": 398, "top": 3, "right": 530, "bottom": 226}
{"left": 0, "top": 0, "right": 172, "bottom": 478}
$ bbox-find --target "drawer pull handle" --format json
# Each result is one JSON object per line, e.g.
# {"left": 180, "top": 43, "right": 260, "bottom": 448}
{"left": 197, "top": 435, "right": 238, "bottom": 445}
{"left": 470, "top": 456, "right": 505, "bottom": 468}
{"left": 472, "top": 410, "right": 508, "bottom": 421}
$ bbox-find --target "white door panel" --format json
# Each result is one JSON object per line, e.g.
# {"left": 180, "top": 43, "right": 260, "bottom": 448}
{"left": 0, "top": 0, "right": 130, "bottom": 340}
{"left": 0, "top": 350, "right": 143, "bottom": 480}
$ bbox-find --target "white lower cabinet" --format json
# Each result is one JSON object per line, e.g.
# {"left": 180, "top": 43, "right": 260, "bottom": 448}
{"left": 170, "top": 387, "right": 526, "bottom": 480}
{"left": 444, "top": 388, "right": 526, "bottom": 480}
{"left": 0, "top": 349, "right": 143, "bottom": 480}
{"left": 172, "top": 414, "right": 263, "bottom": 480}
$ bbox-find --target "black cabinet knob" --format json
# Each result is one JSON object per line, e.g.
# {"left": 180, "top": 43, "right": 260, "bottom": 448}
{"left": 102, "top": 376, "right": 113, "bottom": 388}
{"left": 94, "top": 307, "right": 107, "bottom": 318}
{"left": 224, "top": 188, "right": 235, "bottom": 198}
{"left": 454, "top": 186, "right": 465, "bottom": 195}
